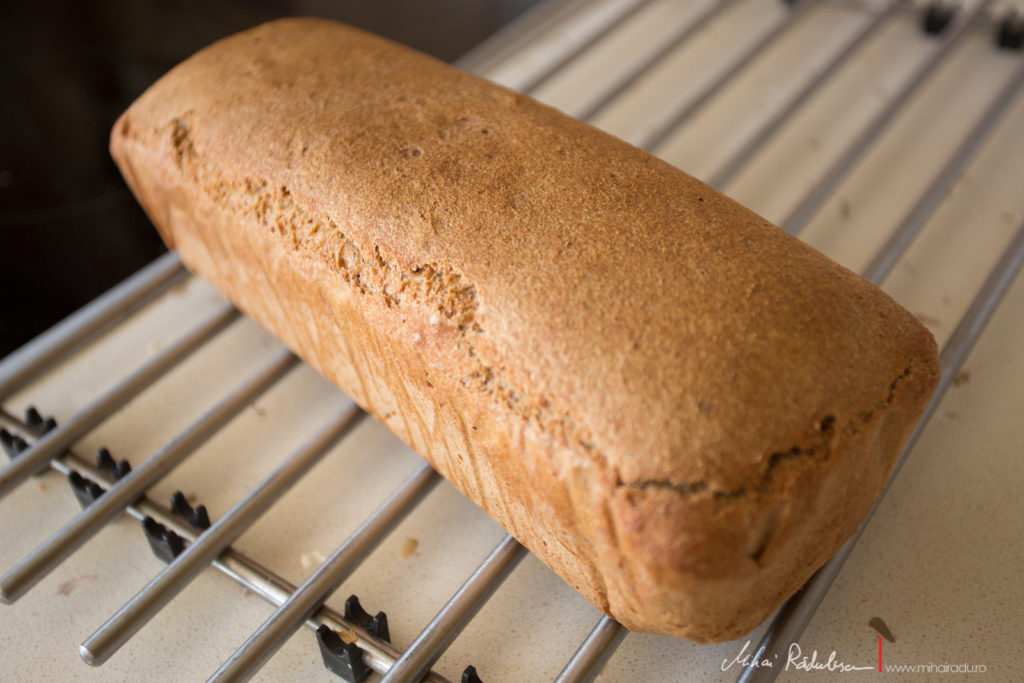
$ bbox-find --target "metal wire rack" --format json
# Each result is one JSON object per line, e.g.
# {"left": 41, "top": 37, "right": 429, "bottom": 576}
{"left": 2, "top": 0, "right": 1023, "bottom": 680}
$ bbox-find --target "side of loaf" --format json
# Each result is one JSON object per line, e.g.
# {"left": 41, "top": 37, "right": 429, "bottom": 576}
{"left": 110, "top": 18, "right": 940, "bottom": 642}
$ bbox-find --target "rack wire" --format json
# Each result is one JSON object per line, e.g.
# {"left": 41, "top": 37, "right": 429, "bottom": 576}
{"left": 2, "top": 0, "right": 1023, "bottom": 680}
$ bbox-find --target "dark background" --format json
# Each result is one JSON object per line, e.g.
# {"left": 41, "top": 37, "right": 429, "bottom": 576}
{"left": 0, "top": 0, "right": 539, "bottom": 358}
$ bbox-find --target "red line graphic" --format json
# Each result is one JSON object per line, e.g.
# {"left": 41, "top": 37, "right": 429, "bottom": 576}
{"left": 878, "top": 635, "right": 882, "bottom": 673}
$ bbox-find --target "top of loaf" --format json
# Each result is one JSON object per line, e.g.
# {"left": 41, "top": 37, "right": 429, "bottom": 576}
{"left": 115, "top": 18, "right": 937, "bottom": 496}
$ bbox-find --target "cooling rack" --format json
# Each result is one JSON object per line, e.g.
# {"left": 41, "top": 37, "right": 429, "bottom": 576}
{"left": 2, "top": 0, "right": 1023, "bottom": 680}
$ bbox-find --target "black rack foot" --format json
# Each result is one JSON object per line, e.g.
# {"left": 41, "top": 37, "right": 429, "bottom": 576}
{"left": 316, "top": 624, "right": 371, "bottom": 683}
{"left": 170, "top": 491, "right": 211, "bottom": 530}
{"left": 68, "top": 471, "right": 105, "bottom": 508}
{"left": 96, "top": 447, "right": 131, "bottom": 480}
{"left": 142, "top": 516, "right": 186, "bottom": 562}
{"left": 922, "top": 2, "right": 958, "bottom": 36}
{"left": 997, "top": 10, "right": 1024, "bottom": 50}
{"left": 344, "top": 594, "right": 390, "bottom": 643}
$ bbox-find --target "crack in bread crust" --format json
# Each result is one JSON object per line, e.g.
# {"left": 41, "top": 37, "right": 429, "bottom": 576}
{"left": 619, "top": 362, "right": 915, "bottom": 499}
{"left": 170, "top": 116, "right": 482, "bottom": 332}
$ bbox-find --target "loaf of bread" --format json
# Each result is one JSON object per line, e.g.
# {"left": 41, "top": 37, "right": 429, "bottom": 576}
{"left": 110, "top": 18, "right": 939, "bottom": 642}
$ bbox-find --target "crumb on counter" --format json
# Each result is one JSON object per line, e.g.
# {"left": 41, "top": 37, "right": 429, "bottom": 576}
{"left": 869, "top": 616, "right": 896, "bottom": 643}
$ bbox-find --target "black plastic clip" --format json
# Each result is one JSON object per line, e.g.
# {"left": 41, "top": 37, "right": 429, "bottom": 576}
{"left": 0, "top": 407, "right": 57, "bottom": 461}
{"left": 922, "top": 3, "right": 958, "bottom": 35}
{"left": 997, "top": 10, "right": 1024, "bottom": 50}
{"left": 25, "top": 406, "right": 57, "bottom": 434}
{"left": 96, "top": 447, "right": 131, "bottom": 481}
{"left": 142, "top": 516, "right": 186, "bottom": 563}
{"left": 170, "top": 491, "right": 211, "bottom": 530}
{"left": 344, "top": 594, "right": 390, "bottom": 643}
{"left": 66, "top": 447, "right": 130, "bottom": 509}
{"left": 316, "top": 625, "right": 371, "bottom": 683}
{"left": 462, "top": 665, "right": 484, "bottom": 683}
{"left": 1, "top": 425, "right": 51, "bottom": 477}
{"left": 0, "top": 428, "right": 29, "bottom": 460}
{"left": 67, "top": 471, "right": 106, "bottom": 508}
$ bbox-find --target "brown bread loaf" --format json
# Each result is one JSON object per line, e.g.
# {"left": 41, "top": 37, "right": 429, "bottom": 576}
{"left": 109, "top": 18, "right": 940, "bottom": 642}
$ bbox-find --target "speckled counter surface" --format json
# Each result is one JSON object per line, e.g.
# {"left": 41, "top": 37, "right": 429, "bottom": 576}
{"left": 2, "top": 0, "right": 1023, "bottom": 680}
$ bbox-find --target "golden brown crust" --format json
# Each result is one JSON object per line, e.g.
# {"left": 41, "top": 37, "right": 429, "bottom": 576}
{"left": 110, "top": 18, "right": 940, "bottom": 641}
